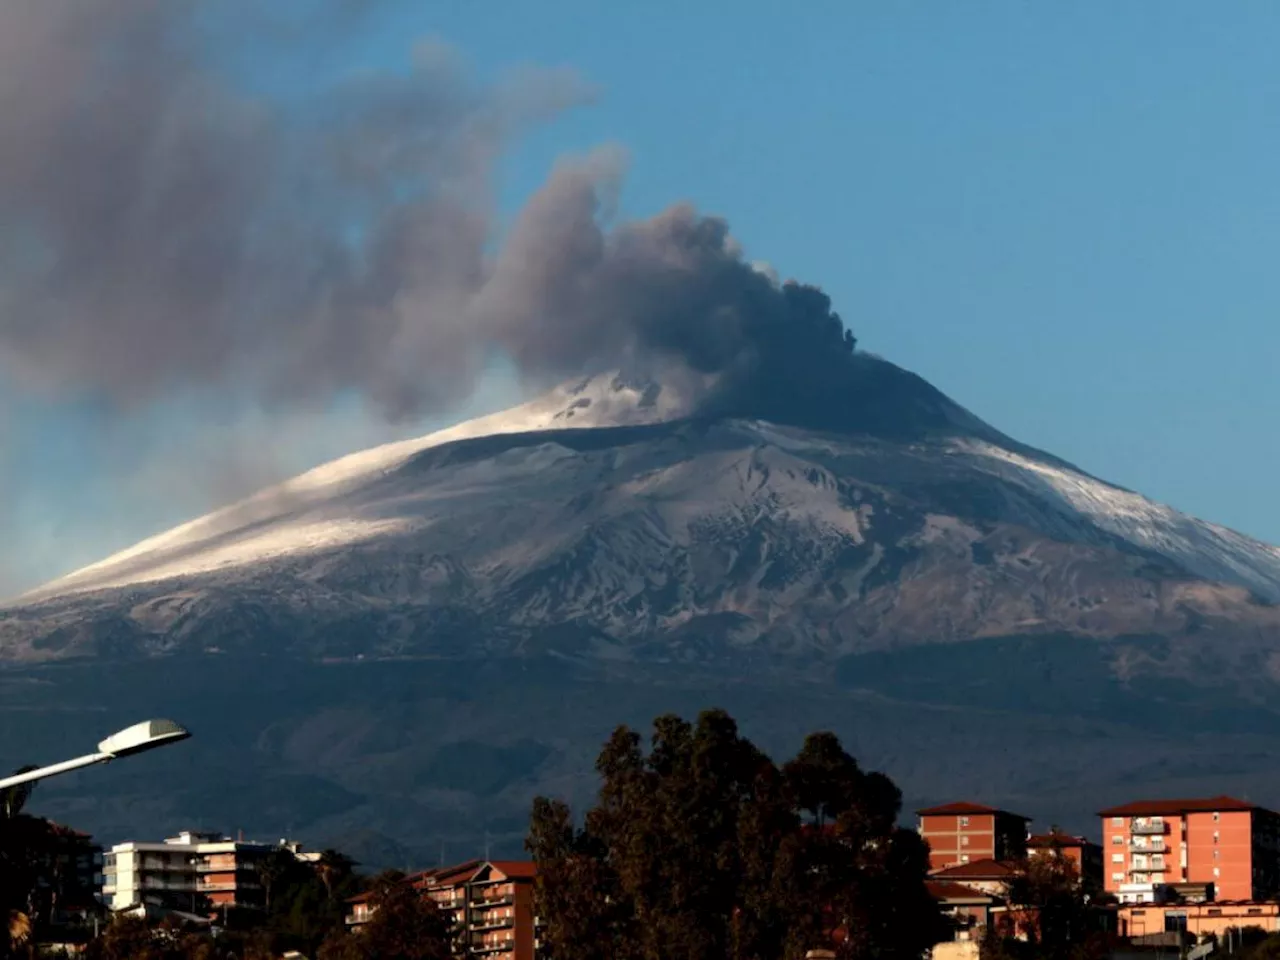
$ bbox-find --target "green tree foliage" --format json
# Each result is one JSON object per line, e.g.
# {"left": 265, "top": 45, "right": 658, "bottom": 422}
{"left": 527, "top": 708, "right": 946, "bottom": 960}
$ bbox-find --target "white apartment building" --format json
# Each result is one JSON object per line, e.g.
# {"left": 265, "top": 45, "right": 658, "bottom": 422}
{"left": 103, "top": 831, "right": 309, "bottom": 913}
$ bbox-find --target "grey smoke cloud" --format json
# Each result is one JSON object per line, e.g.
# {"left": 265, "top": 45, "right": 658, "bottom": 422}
{"left": 0, "top": 0, "right": 856, "bottom": 427}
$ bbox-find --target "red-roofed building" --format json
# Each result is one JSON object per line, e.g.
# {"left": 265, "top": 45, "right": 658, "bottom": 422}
{"left": 1097, "top": 796, "right": 1280, "bottom": 902}
{"left": 928, "top": 879, "right": 1000, "bottom": 943}
{"left": 929, "top": 859, "right": 1020, "bottom": 896}
{"left": 347, "top": 860, "right": 540, "bottom": 960}
{"left": 1027, "top": 831, "right": 1103, "bottom": 889}
{"left": 918, "top": 802, "right": 1030, "bottom": 871}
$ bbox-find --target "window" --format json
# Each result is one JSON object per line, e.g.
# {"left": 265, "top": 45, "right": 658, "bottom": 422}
{"left": 960, "top": 836, "right": 969, "bottom": 847}
{"left": 1112, "top": 873, "right": 1125, "bottom": 882}
{"left": 960, "top": 855, "right": 969, "bottom": 864}
{"left": 1112, "top": 854, "right": 1125, "bottom": 863}
{"left": 1113, "top": 817, "right": 1124, "bottom": 826}
{"left": 1113, "top": 836, "right": 1124, "bottom": 845}
{"left": 1214, "top": 832, "right": 1220, "bottom": 843}
{"left": 959, "top": 817, "right": 970, "bottom": 827}
{"left": 1214, "top": 850, "right": 1220, "bottom": 860}
{"left": 1208, "top": 909, "right": 1222, "bottom": 917}
{"left": 1213, "top": 812, "right": 1221, "bottom": 822}
{"left": 1131, "top": 910, "right": 1145, "bottom": 916}
{"left": 1249, "top": 908, "right": 1264, "bottom": 917}
{"left": 1214, "top": 868, "right": 1221, "bottom": 878}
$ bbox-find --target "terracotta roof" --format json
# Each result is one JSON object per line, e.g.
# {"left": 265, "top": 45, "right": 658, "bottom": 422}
{"left": 421, "top": 861, "right": 484, "bottom": 888}
{"left": 917, "top": 801, "right": 1030, "bottom": 819}
{"left": 1098, "top": 796, "right": 1268, "bottom": 817}
{"left": 928, "top": 881, "right": 997, "bottom": 903}
{"left": 930, "top": 859, "right": 1020, "bottom": 880}
{"left": 1027, "top": 833, "right": 1093, "bottom": 849}
{"left": 485, "top": 860, "right": 537, "bottom": 880}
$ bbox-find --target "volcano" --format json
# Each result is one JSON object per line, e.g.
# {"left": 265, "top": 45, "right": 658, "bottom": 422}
{"left": 3, "top": 355, "right": 1280, "bottom": 866}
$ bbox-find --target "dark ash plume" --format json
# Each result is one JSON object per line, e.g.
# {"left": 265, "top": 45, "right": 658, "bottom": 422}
{"left": 0, "top": 1, "right": 866, "bottom": 431}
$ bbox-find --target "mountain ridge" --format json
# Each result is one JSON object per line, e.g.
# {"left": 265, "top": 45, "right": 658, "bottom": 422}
{"left": 4, "top": 358, "right": 1279, "bottom": 674}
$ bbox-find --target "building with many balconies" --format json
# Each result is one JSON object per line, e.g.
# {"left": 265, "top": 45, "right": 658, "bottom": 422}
{"left": 347, "top": 859, "right": 540, "bottom": 960}
{"left": 1098, "top": 796, "right": 1280, "bottom": 902}
{"left": 103, "top": 831, "right": 313, "bottom": 914}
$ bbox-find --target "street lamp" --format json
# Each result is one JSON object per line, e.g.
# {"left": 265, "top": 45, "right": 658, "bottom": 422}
{"left": 0, "top": 718, "right": 191, "bottom": 791}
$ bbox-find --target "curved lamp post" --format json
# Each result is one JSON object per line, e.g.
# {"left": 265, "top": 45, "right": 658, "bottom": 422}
{"left": 0, "top": 718, "right": 191, "bottom": 791}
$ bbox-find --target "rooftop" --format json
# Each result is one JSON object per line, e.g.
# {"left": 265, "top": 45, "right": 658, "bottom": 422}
{"left": 917, "top": 801, "right": 1030, "bottom": 820}
{"left": 1098, "top": 796, "right": 1269, "bottom": 817}
{"left": 930, "top": 859, "right": 1020, "bottom": 881}
{"left": 927, "top": 880, "right": 997, "bottom": 903}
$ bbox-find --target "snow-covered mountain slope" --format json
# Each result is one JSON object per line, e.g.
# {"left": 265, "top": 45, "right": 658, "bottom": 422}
{"left": 4, "top": 359, "right": 1280, "bottom": 666}
{"left": 20, "top": 372, "right": 695, "bottom": 601}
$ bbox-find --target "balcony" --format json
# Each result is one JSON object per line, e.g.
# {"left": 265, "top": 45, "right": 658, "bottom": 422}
{"left": 1131, "top": 821, "right": 1166, "bottom": 836}
{"left": 470, "top": 914, "right": 514, "bottom": 932}
{"left": 472, "top": 894, "right": 513, "bottom": 908}
{"left": 471, "top": 939, "right": 515, "bottom": 954}
{"left": 1130, "top": 839, "right": 1169, "bottom": 853}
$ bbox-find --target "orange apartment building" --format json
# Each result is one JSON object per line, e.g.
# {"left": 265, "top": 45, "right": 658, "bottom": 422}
{"left": 918, "top": 802, "right": 1030, "bottom": 871}
{"left": 1027, "top": 832, "right": 1103, "bottom": 888}
{"left": 1098, "top": 796, "right": 1280, "bottom": 903}
{"left": 348, "top": 859, "right": 539, "bottom": 960}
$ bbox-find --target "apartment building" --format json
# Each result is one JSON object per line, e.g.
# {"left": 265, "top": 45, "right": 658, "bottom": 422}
{"left": 348, "top": 859, "right": 540, "bottom": 960}
{"left": 1027, "top": 832, "right": 1103, "bottom": 888}
{"left": 918, "top": 802, "right": 1030, "bottom": 871}
{"left": 1098, "top": 796, "right": 1280, "bottom": 902}
{"left": 104, "top": 831, "right": 311, "bottom": 913}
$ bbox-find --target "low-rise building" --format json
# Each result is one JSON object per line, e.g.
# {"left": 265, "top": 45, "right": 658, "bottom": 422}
{"left": 929, "top": 858, "right": 1020, "bottom": 897}
{"left": 918, "top": 803, "right": 1030, "bottom": 871}
{"left": 928, "top": 880, "right": 999, "bottom": 943}
{"left": 1116, "top": 901, "right": 1280, "bottom": 938}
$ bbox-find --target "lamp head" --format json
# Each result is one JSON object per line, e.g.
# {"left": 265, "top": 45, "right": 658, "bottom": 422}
{"left": 97, "top": 719, "right": 191, "bottom": 758}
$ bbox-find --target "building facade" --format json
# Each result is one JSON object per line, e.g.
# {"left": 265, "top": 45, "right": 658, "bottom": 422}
{"left": 1097, "top": 796, "right": 1280, "bottom": 902}
{"left": 918, "top": 803, "right": 1030, "bottom": 871}
{"left": 1027, "top": 832, "right": 1104, "bottom": 889}
{"left": 348, "top": 860, "right": 540, "bottom": 960}
{"left": 104, "top": 831, "right": 311, "bottom": 913}
{"left": 1116, "top": 901, "right": 1280, "bottom": 938}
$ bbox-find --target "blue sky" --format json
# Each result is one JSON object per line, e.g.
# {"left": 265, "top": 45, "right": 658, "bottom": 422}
{"left": 6, "top": 1, "right": 1280, "bottom": 591}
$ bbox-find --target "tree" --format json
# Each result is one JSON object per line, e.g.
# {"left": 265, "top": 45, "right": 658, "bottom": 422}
{"left": 316, "top": 850, "right": 357, "bottom": 904}
{"left": 256, "top": 847, "right": 299, "bottom": 913}
{"left": 983, "top": 841, "right": 1108, "bottom": 960}
{"left": 319, "top": 874, "right": 453, "bottom": 960}
{"left": 527, "top": 709, "right": 946, "bottom": 960}
{"left": 85, "top": 915, "right": 163, "bottom": 960}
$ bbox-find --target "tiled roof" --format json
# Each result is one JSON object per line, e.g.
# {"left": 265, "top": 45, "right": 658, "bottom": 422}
{"left": 917, "top": 801, "right": 1029, "bottom": 819}
{"left": 930, "top": 859, "right": 1019, "bottom": 880}
{"left": 927, "top": 881, "right": 997, "bottom": 903}
{"left": 1098, "top": 796, "right": 1266, "bottom": 817}
{"left": 485, "top": 860, "right": 537, "bottom": 880}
